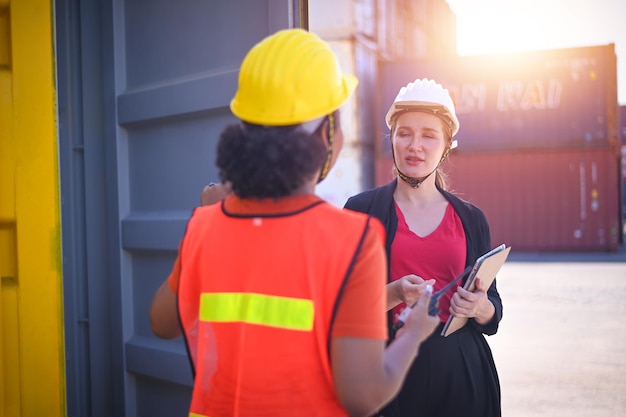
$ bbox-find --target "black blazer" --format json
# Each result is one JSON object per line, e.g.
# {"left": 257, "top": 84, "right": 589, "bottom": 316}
{"left": 344, "top": 179, "right": 502, "bottom": 337}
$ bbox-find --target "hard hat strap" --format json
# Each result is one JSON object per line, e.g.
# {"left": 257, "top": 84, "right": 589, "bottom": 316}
{"left": 393, "top": 143, "right": 452, "bottom": 189}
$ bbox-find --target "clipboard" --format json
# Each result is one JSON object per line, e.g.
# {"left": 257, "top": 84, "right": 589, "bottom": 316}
{"left": 441, "top": 244, "right": 511, "bottom": 337}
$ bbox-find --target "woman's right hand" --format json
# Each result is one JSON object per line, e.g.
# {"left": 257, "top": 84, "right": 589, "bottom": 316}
{"left": 396, "top": 274, "right": 436, "bottom": 307}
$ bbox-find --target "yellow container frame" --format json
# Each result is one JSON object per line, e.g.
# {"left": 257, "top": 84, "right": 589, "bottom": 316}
{"left": 0, "top": 0, "right": 65, "bottom": 416}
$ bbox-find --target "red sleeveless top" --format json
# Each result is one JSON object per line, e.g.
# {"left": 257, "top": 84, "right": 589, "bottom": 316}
{"left": 390, "top": 202, "right": 466, "bottom": 323}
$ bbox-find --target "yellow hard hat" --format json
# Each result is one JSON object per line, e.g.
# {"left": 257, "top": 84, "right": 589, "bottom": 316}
{"left": 230, "top": 28, "right": 358, "bottom": 126}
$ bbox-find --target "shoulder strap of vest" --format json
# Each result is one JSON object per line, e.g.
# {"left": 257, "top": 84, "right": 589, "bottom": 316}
{"left": 327, "top": 215, "right": 373, "bottom": 358}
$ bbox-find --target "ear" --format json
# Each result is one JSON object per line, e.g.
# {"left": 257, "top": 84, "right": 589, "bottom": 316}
{"left": 318, "top": 117, "right": 331, "bottom": 147}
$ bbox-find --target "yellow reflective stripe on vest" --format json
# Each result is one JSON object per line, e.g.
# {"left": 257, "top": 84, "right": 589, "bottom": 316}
{"left": 200, "top": 292, "right": 314, "bottom": 331}
{"left": 189, "top": 413, "right": 208, "bottom": 417}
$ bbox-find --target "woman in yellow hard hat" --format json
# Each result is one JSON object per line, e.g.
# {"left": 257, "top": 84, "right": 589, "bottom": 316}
{"left": 149, "top": 29, "right": 439, "bottom": 417}
{"left": 345, "top": 78, "right": 503, "bottom": 417}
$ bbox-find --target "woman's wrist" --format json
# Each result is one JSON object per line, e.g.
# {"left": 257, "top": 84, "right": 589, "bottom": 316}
{"left": 474, "top": 298, "right": 495, "bottom": 325}
{"left": 386, "top": 280, "right": 402, "bottom": 311}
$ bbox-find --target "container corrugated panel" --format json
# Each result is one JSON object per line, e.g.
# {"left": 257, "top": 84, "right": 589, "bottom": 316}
{"left": 621, "top": 144, "right": 626, "bottom": 220}
{"left": 327, "top": 39, "right": 358, "bottom": 146}
{"left": 376, "top": 0, "right": 456, "bottom": 60}
{"left": 375, "top": 153, "right": 396, "bottom": 186}
{"left": 354, "top": 41, "right": 380, "bottom": 150}
{"left": 445, "top": 149, "right": 621, "bottom": 251}
{"left": 375, "top": 149, "right": 621, "bottom": 251}
{"left": 317, "top": 143, "right": 374, "bottom": 208}
{"left": 618, "top": 106, "right": 625, "bottom": 222}
{"left": 378, "top": 44, "right": 619, "bottom": 153}
{"left": 619, "top": 106, "right": 626, "bottom": 144}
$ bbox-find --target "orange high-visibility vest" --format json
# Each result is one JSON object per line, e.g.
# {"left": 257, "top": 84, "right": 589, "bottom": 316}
{"left": 178, "top": 198, "right": 372, "bottom": 417}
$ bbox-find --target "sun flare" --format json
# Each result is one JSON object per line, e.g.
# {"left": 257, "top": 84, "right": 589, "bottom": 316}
{"left": 448, "top": 1, "right": 555, "bottom": 55}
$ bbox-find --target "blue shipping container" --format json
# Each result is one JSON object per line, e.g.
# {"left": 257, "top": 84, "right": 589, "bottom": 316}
{"left": 378, "top": 44, "right": 619, "bottom": 154}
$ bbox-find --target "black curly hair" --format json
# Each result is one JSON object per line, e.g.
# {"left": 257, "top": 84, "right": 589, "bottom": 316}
{"left": 216, "top": 115, "right": 333, "bottom": 199}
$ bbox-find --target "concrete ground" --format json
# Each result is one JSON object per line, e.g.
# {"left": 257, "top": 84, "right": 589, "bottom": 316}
{"left": 487, "top": 248, "right": 626, "bottom": 416}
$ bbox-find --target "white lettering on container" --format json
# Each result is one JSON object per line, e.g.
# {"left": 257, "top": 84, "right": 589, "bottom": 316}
{"left": 496, "top": 79, "right": 562, "bottom": 111}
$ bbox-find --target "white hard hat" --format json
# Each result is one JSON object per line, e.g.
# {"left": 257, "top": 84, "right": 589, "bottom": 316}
{"left": 385, "top": 78, "right": 460, "bottom": 138}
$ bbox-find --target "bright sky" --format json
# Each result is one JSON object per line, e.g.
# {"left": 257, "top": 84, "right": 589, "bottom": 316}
{"left": 445, "top": 0, "right": 626, "bottom": 105}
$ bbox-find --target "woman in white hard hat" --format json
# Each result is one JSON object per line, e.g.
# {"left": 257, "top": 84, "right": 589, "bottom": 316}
{"left": 149, "top": 30, "right": 440, "bottom": 417}
{"left": 345, "top": 78, "right": 502, "bottom": 417}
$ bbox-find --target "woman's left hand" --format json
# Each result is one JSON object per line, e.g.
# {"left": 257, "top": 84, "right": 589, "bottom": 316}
{"left": 449, "top": 278, "right": 495, "bottom": 324}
